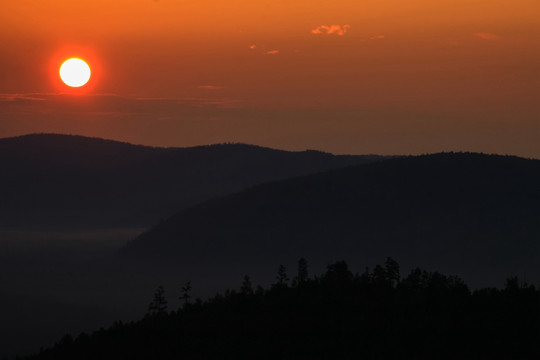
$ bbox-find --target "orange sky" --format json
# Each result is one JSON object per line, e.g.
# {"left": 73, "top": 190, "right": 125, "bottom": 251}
{"left": 1, "top": 0, "right": 539, "bottom": 157}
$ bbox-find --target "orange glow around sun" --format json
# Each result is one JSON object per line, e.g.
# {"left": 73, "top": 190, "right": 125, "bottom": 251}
{"left": 48, "top": 45, "right": 102, "bottom": 94}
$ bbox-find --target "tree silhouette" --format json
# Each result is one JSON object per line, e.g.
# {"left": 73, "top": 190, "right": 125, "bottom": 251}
{"left": 147, "top": 285, "right": 167, "bottom": 316}
{"left": 505, "top": 276, "right": 520, "bottom": 292}
{"left": 385, "top": 257, "right": 400, "bottom": 286}
{"left": 294, "top": 258, "right": 309, "bottom": 286}
{"left": 240, "top": 275, "right": 253, "bottom": 295}
{"left": 275, "top": 264, "right": 289, "bottom": 287}
{"left": 372, "top": 264, "right": 389, "bottom": 286}
{"left": 180, "top": 281, "right": 192, "bottom": 305}
{"left": 324, "top": 260, "right": 353, "bottom": 287}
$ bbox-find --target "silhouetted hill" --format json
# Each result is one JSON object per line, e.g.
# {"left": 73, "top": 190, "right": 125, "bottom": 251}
{"left": 121, "top": 153, "right": 540, "bottom": 287}
{"left": 0, "top": 134, "right": 382, "bottom": 228}
{"left": 20, "top": 260, "right": 540, "bottom": 359}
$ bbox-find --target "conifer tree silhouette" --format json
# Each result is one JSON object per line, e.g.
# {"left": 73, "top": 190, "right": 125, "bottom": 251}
{"left": 385, "top": 257, "right": 400, "bottom": 287}
{"left": 148, "top": 285, "right": 167, "bottom": 316}
{"left": 276, "top": 264, "right": 289, "bottom": 286}
{"left": 372, "top": 264, "right": 388, "bottom": 285}
{"left": 240, "top": 275, "right": 253, "bottom": 295}
{"left": 325, "top": 260, "right": 353, "bottom": 285}
{"left": 180, "top": 281, "right": 192, "bottom": 305}
{"left": 294, "top": 258, "right": 309, "bottom": 286}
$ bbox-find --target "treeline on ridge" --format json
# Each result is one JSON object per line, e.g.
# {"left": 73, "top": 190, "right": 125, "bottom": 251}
{"left": 21, "top": 258, "right": 540, "bottom": 359}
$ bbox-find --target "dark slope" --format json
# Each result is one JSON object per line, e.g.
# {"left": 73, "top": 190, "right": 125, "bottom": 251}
{"left": 20, "top": 262, "right": 540, "bottom": 360}
{"left": 121, "top": 153, "right": 540, "bottom": 287}
{"left": 0, "top": 133, "right": 381, "bottom": 228}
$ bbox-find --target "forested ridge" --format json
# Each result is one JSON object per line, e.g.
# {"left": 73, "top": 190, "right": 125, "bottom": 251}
{"left": 0, "top": 133, "right": 379, "bottom": 228}
{"left": 21, "top": 259, "right": 540, "bottom": 359}
{"left": 121, "top": 152, "right": 540, "bottom": 288}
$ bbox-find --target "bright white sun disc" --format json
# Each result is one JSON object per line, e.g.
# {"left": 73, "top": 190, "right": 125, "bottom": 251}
{"left": 59, "top": 58, "right": 91, "bottom": 87}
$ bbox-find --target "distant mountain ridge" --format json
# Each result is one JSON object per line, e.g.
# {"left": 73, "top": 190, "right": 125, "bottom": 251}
{"left": 120, "top": 152, "right": 540, "bottom": 287}
{"left": 0, "top": 133, "right": 383, "bottom": 229}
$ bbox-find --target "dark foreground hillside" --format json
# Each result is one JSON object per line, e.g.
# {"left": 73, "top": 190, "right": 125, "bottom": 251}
{"left": 121, "top": 152, "right": 540, "bottom": 288}
{"left": 0, "top": 133, "right": 380, "bottom": 228}
{"left": 21, "top": 259, "right": 540, "bottom": 360}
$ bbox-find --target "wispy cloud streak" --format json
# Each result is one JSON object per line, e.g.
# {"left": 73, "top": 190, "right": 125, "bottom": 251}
{"left": 473, "top": 32, "right": 499, "bottom": 40}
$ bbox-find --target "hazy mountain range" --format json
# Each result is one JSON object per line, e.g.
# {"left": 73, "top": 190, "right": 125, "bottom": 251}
{"left": 120, "top": 152, "right": 540, "bottom": 288}
{"left": 0, "top": 134, "right": 381, "bottom": 229}
{"left": 1, "top": 134, "right": 540, "bottom": 358}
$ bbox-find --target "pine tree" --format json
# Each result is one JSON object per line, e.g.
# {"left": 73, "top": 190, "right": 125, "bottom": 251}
{"left": 276, "top": 264, "right": 289, "bottom": 287}
{"left": 180, "top": 281, "right": 192, "bottom": 305}
{"left": 385, "top": 257, "right": 400, "bottom": 287}
{"left": 295, "top": 258, "right": 309, "bottom": 286}
{"left": 148, "top": 285, "right": 168, "bottom": 316}
{"left": 241, "top": 275, "right": 253, "bottom": 295}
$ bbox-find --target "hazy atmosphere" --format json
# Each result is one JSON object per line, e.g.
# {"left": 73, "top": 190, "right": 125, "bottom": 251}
{"left": 2, "top": 1, "right": 540, "bottom": 359}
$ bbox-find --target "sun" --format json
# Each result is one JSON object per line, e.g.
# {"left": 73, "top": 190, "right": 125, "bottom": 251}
{"left": 59, "top": 58, "right": 91, "bottom": 87}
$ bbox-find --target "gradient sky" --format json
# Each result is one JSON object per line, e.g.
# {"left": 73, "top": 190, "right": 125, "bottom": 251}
{"left": 1, "top": 0, "right": 539, "bottom": 157}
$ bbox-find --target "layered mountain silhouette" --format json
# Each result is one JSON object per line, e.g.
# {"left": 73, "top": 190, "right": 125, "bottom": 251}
{"left": 0, "top": 134, "right": 381, "bottom": 228}
{"left": 1, "top": 134, "right": 387, "bottom": 358}
{"left": 121, "top": 153, "right": 540, "bottom": 287}
{"left": 4, "top": 135, "right": 540, "bottom": 358}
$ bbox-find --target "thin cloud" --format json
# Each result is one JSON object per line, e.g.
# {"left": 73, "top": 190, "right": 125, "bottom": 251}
{"left": 370, "top": 35, "right": 385, "bottom": 40}
{"left": 474, "top": 32, "right": 499, "bottom": 40}
{"left": 0, "top": 93, "right": 239, "bottom": 115}
{"left": 198, "top": 85, "right": 224, "bottom": 90}
{"left": 0, "top": 93, "right": 47, "bottom": 102}
{"left": 266, "top": 50, "right": 279, "bottom": 55}
{"left": 312, "top": 25, "right": 350, "bottom": 36}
